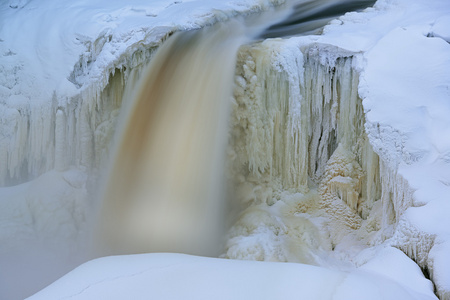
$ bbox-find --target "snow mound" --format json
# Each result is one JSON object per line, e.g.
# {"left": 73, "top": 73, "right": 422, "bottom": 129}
{"left": 27, "top": 252, "right": 435, "bottom": 300}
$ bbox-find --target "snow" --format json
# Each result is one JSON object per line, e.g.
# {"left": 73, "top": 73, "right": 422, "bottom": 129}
{"left": 430, "top": 16, "right": 450, "bottom": 42}
{"left": 27, "top": 252, "right": 436, "bottom": 300}
{"left": 1, "top": 0, "right": 450, "bottom": 299}
{"left": 0, "top": 169, "right": 90, "bottom": 299}
{"left": 352, "top": 1, "right": 450, "bottom": 297}
{"left": 0, "top": 0, "right": 284, "bottom": 100}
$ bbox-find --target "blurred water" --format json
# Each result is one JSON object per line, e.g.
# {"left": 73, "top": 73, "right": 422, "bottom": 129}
{"left": 97, "top": 22, "right": 247, "bottom": 256}
{"left": 260, "top": 0, "right": 376, "bottom": 38}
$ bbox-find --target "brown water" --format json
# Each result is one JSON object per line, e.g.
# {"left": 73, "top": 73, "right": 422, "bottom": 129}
{"left": 97, "top": 22, "right": 246, "bottom": 256}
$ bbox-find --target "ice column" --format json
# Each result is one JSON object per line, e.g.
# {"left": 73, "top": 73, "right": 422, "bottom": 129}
{"left": 231, "top": 40, "right": 307, "bottom": 191}
{"left": 0, "top": 58, "right": 151, "bottom": 186}
{"left": 231, "top": 42, "right": 381, "bottom": 217}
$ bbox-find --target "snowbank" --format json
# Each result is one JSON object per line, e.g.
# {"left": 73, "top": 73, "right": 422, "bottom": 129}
{"left": 27, "top": 252, "right": 436, "bottom": 300}
{"left": 1, "top": 0, "right": 285, "bottom": 100}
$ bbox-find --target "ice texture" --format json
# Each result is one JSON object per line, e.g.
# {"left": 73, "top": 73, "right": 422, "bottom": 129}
{"left": 227, "top": 19, "right": 449, "bottom": 295}
{"left": 227, "top": 40, "right": 386, "bottom": 259}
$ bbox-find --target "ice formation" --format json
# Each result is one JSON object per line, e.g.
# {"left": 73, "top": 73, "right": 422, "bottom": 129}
{"left": 225, "top": 35, "right": 447, "bottom": 298}
{"left": 0, "top": 46, "right": 159, "bottom": 186}
{"left": 226, "top": 39, "right": 385, "bottom": 257}
{"left": 229, "top": 40, "right": 380, "bottom": 197}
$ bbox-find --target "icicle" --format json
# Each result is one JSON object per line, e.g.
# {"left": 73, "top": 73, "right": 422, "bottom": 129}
{"left": 230, "top": 42, "right": 384, "bottom": 210}
{"left": 54, "top": 109, "right": 67, "bottom": 171}
{"left": 230, "top": 39, "right": 306, "bottom": 191}
{"left": 379, "top": 160, "right": 414, "bottom": 235}
{"left": 0, "top": 54, "right": 150, "bottom": 186}
{"left": 0, "top": 140, "right": 6, "bottom": 185}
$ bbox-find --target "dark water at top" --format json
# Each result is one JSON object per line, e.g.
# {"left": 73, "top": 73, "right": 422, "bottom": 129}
{"left": 260, "top": 0, "right": 376, "bottom": 38}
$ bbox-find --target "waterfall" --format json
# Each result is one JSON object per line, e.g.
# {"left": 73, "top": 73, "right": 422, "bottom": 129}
{"left": 7, "top": 1, "right": 442, "bottom": 299}
{"left": 96, "top": 22, "right": 247, "bottom": 256}
{"left": 94, "top": 0, "right": 383, "bottom": 259}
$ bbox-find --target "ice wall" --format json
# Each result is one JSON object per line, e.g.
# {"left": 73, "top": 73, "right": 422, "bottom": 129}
{"left": 0, "top": 46, "right": 156, "bottom": 186}
{"left": 230, "top": 39, "right": 382, "bottom": 215}
{"left": 226, "top": 38, "right": 434, "bottom": 280}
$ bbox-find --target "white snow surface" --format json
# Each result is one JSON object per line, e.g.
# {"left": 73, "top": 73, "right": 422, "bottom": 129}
{"left": 27, "top": 252, "right": 436, "bottom": 300}
{"left": 0, "top": 0, "right": 283, "bottom": 102}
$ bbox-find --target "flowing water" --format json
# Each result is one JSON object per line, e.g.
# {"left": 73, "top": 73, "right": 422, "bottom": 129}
{"left": 97, "top": 22, "right": 247, "bottom": 256}
{"left": 96, "top": 0, "right": 376, "bottom": 257}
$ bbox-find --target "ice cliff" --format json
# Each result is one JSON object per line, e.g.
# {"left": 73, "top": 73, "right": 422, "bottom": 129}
{"left": 223, "top": 1, "right": 450, "bottom": 298}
